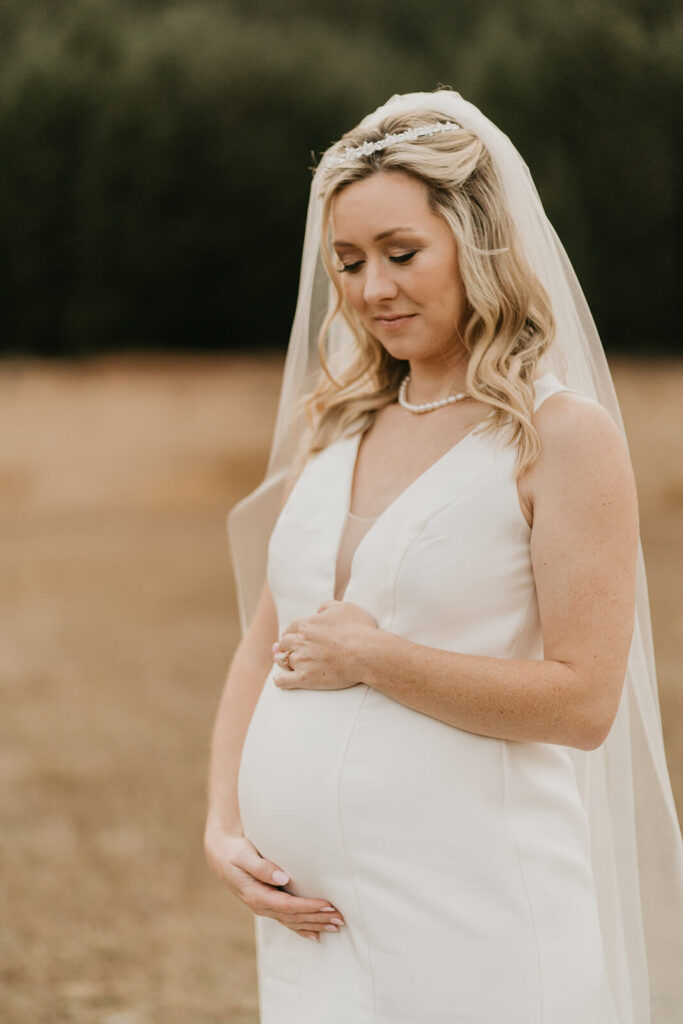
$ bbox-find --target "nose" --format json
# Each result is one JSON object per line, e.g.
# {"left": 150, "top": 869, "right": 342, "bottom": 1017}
{"left": 362, "top": 257, "right": 399, "bottom": 304}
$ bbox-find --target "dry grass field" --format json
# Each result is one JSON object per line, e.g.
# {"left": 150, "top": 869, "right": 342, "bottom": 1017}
{"left": 0, "top": 355, "right": 681, "bottom": 1024}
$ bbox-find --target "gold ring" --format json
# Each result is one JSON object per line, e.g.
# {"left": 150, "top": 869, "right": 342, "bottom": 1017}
{"left": 281, "top": 649, "right": 292, "bottom": 670}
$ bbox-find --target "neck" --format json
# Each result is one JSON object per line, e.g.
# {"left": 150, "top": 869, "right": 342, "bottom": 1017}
{"left": 405, "top": 351, "right": 469, "bottom": 404}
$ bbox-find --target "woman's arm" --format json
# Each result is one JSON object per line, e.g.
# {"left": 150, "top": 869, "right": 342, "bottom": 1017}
{"left": 205, "top": 577, "right": 279, "bottom": 837}
{"left": 275, "top": 393, "right": 640, "bottom": 751}
{"left": 206, "top": 463, "right": 306, "bottom": 835}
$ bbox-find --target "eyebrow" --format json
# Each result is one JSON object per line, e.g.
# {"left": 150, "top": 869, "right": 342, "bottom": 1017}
{"left": 332, "top": 227, "right": 419, "bottom": 249}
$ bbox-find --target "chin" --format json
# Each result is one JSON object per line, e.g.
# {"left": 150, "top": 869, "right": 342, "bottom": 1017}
{"left": 367, "top": 328, "right": 413, "bottom": 351}
{"left": 376, "top": 338, "right": 429, "bottom": 362}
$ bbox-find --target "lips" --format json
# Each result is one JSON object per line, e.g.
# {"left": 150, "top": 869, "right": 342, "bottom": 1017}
{"left": 373, "top": 313, "right": 417, "bottom": 326}
{"left": 373, "top": 313, "right": 415, "bottom": 320}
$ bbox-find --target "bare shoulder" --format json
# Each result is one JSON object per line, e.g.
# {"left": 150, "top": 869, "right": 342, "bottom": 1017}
{"left": 519, "top": 389, "right": 638, "bottom": 528}
{"left": 533, "top": 389, "right": 630, "bottom": 469}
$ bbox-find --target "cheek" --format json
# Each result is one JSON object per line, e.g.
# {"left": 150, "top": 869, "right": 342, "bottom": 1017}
{"left": 417, "top": 263, "right": 465, "bottom": 318}
{"left": 411, "top": 269, "right": 453, "bottom": 313}
{"left": 341, "top": 277, "right": 363, "bottom": 308}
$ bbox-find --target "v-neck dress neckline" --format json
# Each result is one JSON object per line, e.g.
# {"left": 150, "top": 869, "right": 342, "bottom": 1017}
{"left": 330, "top": 371, "right": 556, "bottom": 604}
{"left": 332, "top": 406, "right": 497, "bottom": 603}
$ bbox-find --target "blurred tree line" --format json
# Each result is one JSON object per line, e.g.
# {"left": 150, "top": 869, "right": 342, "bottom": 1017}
{"left": 0, "top": 0, "right": 679, "bottom": 356}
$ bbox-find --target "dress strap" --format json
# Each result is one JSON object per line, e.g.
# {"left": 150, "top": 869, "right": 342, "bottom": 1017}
{"left": 533, "top": 372, "right": 571, "bottom": 413}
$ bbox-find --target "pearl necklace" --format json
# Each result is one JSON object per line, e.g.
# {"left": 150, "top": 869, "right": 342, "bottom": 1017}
{"left": 398, "top": 373, "right": 468, "bottom": 414}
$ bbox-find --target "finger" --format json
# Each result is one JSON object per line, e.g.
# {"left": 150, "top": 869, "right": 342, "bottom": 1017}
{"left": 286, "top": 909, "right": 346, "bottom": 925}
{"left": 273, "top": 638, "right": 298, "bottom": 655}
{"left": 253, "top": 887, "right": 339, "bottom": 918}
{"left": 272, "top": 640, "right": 295, "bottom": 656}
{"left": 285, "top": 921, "right": 340, "bottom": 936}
{"left": 277, "top": 629, "right": 304, "bottom": 649}
{"left": 274, "top": 650, "right": 293, "bottom": 670}
{"left": 233, "top": 846, "right": 293, "bottom": 889}
{"left": 234, "top": 841, "right": 343, "bottom": 920}
{"left": 273, "top": 669, "right": 298, "bottom": 689}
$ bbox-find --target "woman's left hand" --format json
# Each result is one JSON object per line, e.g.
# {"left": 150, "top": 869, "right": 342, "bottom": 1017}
{"left": 272, "top": 600, "right": 378, "bottom": 691}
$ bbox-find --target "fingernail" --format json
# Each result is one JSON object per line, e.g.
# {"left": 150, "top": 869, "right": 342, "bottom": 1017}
{"left": 323, "top": 924, "right": 338, "bottom": 932}
{"left": 321, "top": 906, "right": 336, "bottom": 912}
{"left": 330, "top": 917, "right": 344, "bottom": 926}
{"left": 307, "top": 934, "right": 319, "bottom": 942}
{"left": 272, "top": 870, "right": 289, "bottom": 884}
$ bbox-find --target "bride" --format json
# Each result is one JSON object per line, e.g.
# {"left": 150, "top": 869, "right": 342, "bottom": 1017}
{"left": 204, "top": 89, "right": 683, "bottom": 1023}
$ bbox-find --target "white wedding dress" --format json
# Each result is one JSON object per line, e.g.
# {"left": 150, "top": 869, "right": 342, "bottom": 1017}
{"left": 237, "top": 372, "right": 616, "bottom": 1023}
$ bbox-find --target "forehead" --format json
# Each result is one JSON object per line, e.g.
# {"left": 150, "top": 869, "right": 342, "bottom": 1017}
{"left": 330, "top": 171, "right": 432, "bottom": 235}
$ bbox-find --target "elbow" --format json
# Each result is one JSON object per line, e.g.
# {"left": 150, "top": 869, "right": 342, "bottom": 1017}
{"left": 575, "top": 721, "right": 610, "bottom": 752}
{"left": 557, "top": 663, "right": 620, "bottom": 751}
{"left": 573, "top": 688, "right": 620, "bottom": 752}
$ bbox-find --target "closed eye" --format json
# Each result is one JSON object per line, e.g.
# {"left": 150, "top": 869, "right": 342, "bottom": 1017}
{"left": 339, "top": 251, "right": 418, "bottom": 274}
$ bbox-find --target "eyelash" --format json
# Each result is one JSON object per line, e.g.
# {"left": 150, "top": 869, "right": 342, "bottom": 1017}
{"left": 339, "top": 251, "right": 418, "bottom": 274}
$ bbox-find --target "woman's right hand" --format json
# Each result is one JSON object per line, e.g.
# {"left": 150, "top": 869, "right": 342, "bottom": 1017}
{"left": 204, "top": 823, "right": 346, "bottom": 942}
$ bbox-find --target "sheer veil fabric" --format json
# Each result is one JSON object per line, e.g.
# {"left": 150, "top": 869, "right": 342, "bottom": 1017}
{"left": 227, "top": 90, "right": 683, "bottom": 1020}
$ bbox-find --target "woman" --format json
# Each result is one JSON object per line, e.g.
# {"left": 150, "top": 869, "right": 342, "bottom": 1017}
{"left": 204, "top": 90, "right": 683, "bottom": 1022}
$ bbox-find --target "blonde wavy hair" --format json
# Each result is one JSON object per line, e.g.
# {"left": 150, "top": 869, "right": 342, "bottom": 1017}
{"left": 295, "top": 108, "right": 557, "bottom": 480}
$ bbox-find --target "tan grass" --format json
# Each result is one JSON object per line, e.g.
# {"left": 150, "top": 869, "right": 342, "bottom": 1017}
{"left": 0, "top": 354, "right": 680, "bottom": 1023}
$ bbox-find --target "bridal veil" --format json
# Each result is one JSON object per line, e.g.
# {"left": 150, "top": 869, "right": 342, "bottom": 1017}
{"left": 227, "top": 89, "right": 683, "bottom": 1021}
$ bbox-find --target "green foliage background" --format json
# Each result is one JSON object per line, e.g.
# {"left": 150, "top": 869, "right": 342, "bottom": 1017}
{"left": 0, "top": 0, "right": 679, "bottom": 356}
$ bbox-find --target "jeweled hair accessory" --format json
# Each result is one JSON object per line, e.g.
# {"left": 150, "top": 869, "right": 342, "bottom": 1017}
{"left": 323, "top": 119, "right": 462, "bottom": 168}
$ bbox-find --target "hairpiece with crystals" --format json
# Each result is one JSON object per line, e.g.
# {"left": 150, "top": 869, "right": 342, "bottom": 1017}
{"left": 323, "top": 120, "right": 462, "bottom": 169}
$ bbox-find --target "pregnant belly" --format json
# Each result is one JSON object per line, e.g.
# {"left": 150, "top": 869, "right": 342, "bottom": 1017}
{"left": 238, "top": 670, "right": 542, "bottom": 907}
{"left": 237, "top": 666, "right": 371, "bottom": 895}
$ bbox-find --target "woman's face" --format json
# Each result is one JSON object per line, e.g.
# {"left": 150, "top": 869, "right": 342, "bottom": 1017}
{"left": 330, "top": 170, "right": 467, "bottom": 364}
